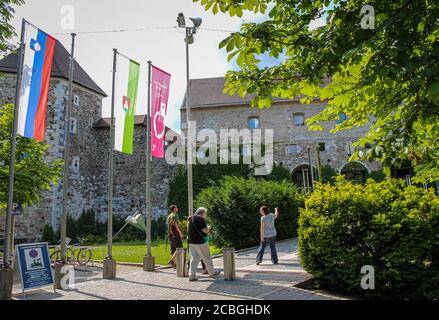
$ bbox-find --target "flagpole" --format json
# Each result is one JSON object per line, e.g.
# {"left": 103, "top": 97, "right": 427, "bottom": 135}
{"left": 59, "top": 33, "right": 76, "bottom": 266}
{"left": 143, "top": 61, "right": 155, "bottom": 271}
{"left": 185, "top": 28, "right": 194, "bottom": 218}
{"left": 0, "top": 17, "right": 26, "bottom": 300}
{"left": 103, "top": 48, "right": 118, "bottom": 279}
{"left": 3, "top": 18, "right": 26, "bottom": 270}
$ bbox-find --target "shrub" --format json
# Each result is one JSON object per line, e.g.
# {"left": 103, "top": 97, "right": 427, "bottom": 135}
{"left": 299, "top": 176, "right": 439, "bottom": 299}
{"left": 169, "top": 163, "right": 291, "bottom": 219}
{"left": 195, "top": 176, "right": 304, "bottom": 249}
{"left": 266, "top": 164, "right": 291, "bottom": 181}
{"left": 367, "top": 169, "right": 386, "bottom": 182}
{"left": 320, "top": 164, "right": 338, "bottom": 184}
{"left": 41, "top": 224, "right": 56, "bottom": 244}
{"left": 169, "top": 163, "right": 251, "bottom": 218}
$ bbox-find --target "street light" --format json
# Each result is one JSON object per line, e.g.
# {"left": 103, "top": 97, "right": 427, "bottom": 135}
{"left": 177, "top": 13, "right": 202, "bottom": 218}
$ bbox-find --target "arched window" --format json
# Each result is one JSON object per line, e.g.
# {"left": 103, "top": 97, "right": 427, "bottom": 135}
{"left": 293, "top": 113, "right": 305, "bottom": 126}
{"left": 340, "top": 162, "right": 368, "bottom": 183}
{"left": 291, "top": 164, "right": 317, "bottom": 193}
{"left": 248, "top": 116, "right": 260, "bottom": 129}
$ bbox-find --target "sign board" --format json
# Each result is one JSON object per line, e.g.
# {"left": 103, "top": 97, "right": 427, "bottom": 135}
{"left": 12, "top": 203, "right": 22, "bottom": 216}
{"left": 16, "top": 243, "right": 54, "bottom": 291}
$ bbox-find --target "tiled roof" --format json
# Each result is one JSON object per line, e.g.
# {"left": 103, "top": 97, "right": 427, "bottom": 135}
{"left": 181, "top": 76, "right": 330, "bottom": 109}
{"left": 93, "top": 115, "right": 179, "bottom": 139}
{"left": 0, "top": 40, "right": 107, "bottom": 97}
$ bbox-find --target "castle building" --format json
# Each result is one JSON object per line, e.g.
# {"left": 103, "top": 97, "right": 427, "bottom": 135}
{"left": 1, "top": 45, "right": 387, "bottom": 242}
{"left": 181, "top": 77, "right": 382, "bottom": 188}
{"left": 0, "top": 41, "right": 177, "bottom": 241}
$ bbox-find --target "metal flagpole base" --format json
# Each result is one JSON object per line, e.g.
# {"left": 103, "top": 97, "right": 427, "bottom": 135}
{"left": 53, "top": 261, "right": 67, "bottom": 289}
{"left": 0, "top": 266, "right": 13, "bottom": 300}
{"left": 103, "top": 258, "right": 117, "bottom": 279}
{"left": 143, "top": 255, "right": 155, "bottom": 272}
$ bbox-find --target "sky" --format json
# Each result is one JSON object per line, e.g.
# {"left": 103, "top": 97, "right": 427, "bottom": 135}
{"left": 8, "top": 0, "right": 325, "bottom": 132}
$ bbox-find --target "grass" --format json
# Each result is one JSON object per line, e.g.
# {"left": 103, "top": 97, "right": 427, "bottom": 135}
{"left": 88, "top": 240, "right": 222, "bottom": 266}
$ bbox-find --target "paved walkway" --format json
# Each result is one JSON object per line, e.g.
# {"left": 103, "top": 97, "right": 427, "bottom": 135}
{"left": 11, "top": 239, "right": 343, "bottom": 300}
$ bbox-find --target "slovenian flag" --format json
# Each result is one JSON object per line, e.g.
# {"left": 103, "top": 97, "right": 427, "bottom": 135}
{"left": 17, "top": 23, "right": 56, "bottom": 141}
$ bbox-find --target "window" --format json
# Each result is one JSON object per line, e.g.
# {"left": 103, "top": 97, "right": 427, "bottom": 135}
{"left": 72, "top": 156, "right": 80, "bottom": 172}
{"left": 197, "top": 150, "right": 206, "bottom": 159}
{"left": 287, "top": 144, "right": 301, "bottom": 154}
{"left": 293, "top": 113, "right": 305, "bottom": 126}
{"left": 248, "top": 117, "right": 259, "bottom": 129}
{"left": 240, "top": 146, "right": 251, "bottom": 157}
{"left": 70, "top": 118, "right": 77, "bottom": 134}
{"left": 336, "top": 112, "right": 347, "bottom": 124}
{"left": 73, "top": 94, "right": 80, "bottom": 106}
{"left": 318, "top": 142, "right": 326, "bottom": 152}
{"left": 345, "top": 141, "right": 353, "bottom": 156}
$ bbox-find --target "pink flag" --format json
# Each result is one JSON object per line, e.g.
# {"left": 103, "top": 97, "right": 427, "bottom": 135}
{"left": 151, "top": 65, "right": 171, "bottom": 158}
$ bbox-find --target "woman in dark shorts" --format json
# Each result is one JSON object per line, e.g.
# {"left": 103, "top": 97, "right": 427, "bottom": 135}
{"left": 167, "top": 205, "right": 183, "bottom": 268}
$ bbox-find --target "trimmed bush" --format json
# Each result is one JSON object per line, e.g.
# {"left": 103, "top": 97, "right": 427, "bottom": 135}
{"left": 195, "top": 176, "right": 304, "bottom": 249}
{"left": 299, "top": 176, "right": 439, "bottom": 299}
{"left": 168, "top": 161, "right": 293, "bottom": 220}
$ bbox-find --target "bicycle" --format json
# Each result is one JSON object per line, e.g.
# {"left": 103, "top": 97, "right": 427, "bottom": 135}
{"left": 50, "top": 237, "right": 75, "bottom": 264}
{"left": 75, "top": 238, "right": 93, "bottom": 266}
{"left": 50, "top": 237, "right": 93, "bottom": 266}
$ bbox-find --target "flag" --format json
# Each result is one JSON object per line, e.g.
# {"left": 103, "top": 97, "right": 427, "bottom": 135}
{"left": 151, "top": 65, "right": 171, "bottom": 158}
{"left": 17, "top": 23, "right": 56, "bottom": 141}
{"left": 114, "top": 57, "right": 140, "bottom": 154}
{"left": 125, "top": 213, "right": 147, "bottom": 232}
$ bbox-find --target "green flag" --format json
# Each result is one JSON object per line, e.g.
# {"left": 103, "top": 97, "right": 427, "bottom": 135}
{"left": 114, "top": 57, "right": 140, "bottom": 154}
{"left": 126, "top": 213, "right": 147, "bottom": 232}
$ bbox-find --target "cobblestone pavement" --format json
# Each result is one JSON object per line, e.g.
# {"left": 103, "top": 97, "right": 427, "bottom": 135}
{"left": 11, "top": 239, "right": 344, "bottom": 300}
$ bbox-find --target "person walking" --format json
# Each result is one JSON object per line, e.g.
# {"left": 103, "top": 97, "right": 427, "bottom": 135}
{"left": 187, "top": 207, "right": 220, "bottom": 281}
{"left": 256, "top": 206, "right": 279, "bottom": 265}
{"left": 167, "top": 205, "right": 183, "bottom": 268}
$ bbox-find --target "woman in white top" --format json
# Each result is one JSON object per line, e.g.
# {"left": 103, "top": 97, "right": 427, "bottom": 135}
{"left": 256, "top": 206, "right": 279, "bottom": 265}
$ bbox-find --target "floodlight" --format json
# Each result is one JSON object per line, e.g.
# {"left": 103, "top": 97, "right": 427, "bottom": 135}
{"left": 177, "top": 13, "right": 186, "bottom": 27}
{"left": 190, "top": 17, "right": 202, "bottom": 28}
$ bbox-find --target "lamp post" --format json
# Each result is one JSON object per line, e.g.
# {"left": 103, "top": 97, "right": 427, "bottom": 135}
{"left": 177, "top": 13, "right": 202, "bottom": 218}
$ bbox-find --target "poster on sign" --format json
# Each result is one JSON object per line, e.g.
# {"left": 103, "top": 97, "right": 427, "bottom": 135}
{"left": 16, "top": 242, "right": 54, "bottom": 291}
{"left": 151, "top": 65, "right": 171, "bottom": 159}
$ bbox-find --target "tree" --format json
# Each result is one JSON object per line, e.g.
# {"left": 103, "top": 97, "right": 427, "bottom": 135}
{"left": 0, "top": 0, "right": 24, "bottom": 54}
{"left": 0, "top": 104, "right": 62, "bottom": 210}
{"left": 194, "top": 0, "right": 439, "bottom": 183}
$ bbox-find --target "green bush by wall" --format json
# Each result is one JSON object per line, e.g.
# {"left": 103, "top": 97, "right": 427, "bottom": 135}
{"left": 299, "top": 177, "right": 439, "bottom": 299}
{"left": 168, "top": 162, "right": 292, "bottom": 219}
{"left": 195, "top": 176, "right": 304, "bottom": 249}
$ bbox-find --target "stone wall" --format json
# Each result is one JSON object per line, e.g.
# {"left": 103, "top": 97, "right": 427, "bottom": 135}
{"left": 92, "top": 126, "right": 178, "bottom": 221}
{"left": 181, "top": 100, "right": 382, "bottom": 176}
{"left": 0, "top": 73, "right": 177, "bottom": 241}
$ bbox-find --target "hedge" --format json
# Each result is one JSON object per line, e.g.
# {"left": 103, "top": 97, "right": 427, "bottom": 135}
{"left": 195, "top": 176, "right": 304, "bottom": 249}
{"left": 299, "top": 176, "right": 439, "bottom": 299}
{"left": 168, "top": 162, "right": 291, "bottom": 219}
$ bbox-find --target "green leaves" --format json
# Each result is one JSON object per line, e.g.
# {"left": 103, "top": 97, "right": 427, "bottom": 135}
{"left": 0, "top": 104, "right": 62, "bottom": 208}
{"left": 194, "top": 0, "right": 267, "bottom": 17}
{"left": 195, "top": 176, "right": 304, "bottom": 249}
{"left": 195, "top": 0, "right": 439, "bottom": 183}
{"left": 0, "top": 0, "right": 23, "bottom": 54}
{"left": 299, "top": 178, "right": 439, "bottom": 299}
